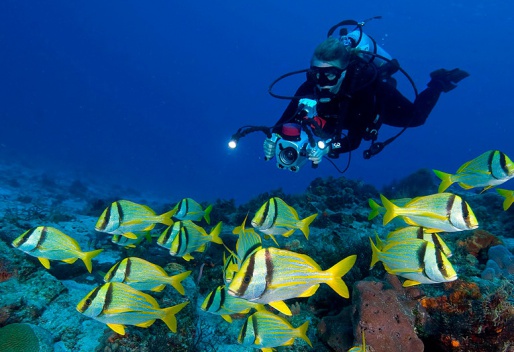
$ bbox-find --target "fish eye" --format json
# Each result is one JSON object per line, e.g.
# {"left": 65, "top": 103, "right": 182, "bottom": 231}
{"left": 85, "top": 298, "right": 92, "bottom": 307}
{"left": 243, "top": 276, "right": 251, "bottom": 283}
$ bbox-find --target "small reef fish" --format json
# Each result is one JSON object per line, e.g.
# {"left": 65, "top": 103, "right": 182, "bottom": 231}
{"left": 238, "top": 310, "right": 312, "bottom": 352}
{"left": 111, "top": 231, "right": 151, "bottom": 249}
{"left": 369, "top": 237, "right": 457, "bottom": 286}
{"left": 171, "top": 198, "right": 212, "bottom": 224}
{"left": 233, "top": 215, "right": 263, "bottom": 263}
{"left": 104, "top": 257, "right": 191, "bottom": 294}
{"left": 251, "top": 197, "right": 317, "bottom": 240}
{"left": 77, "top": 282, "right": 189, "bottom": 335}
{"left": 201, "top": 285, "right": 266, "bottom": 323}
{"left": 228, "top": 247, "right": 356, "bottom": 316}
{"left": 12, "top": 226, "right": 103, "bottom": 273}
{"left": 166, "top": 221, "right": 224, "bottom": 261}
{"left": 379, "top": 193, "right": 478, "bottom": 232}
{"left": 433, "top": 150, "right": 514, "bottom": 193}
{"left": 95, "top": 200, "right": 175, "bottom": 239}
{"left": 384, "top": 226, "right": 452, "bottom": 258}
{"left": 222, "top": 251, "right": 239, "bottom": 285}
{"left": 496, "top": 188, "right": 514, "bottom": 211}
{"left": 348, "top": 331, "right": 366, "bottom": 352}
{"left": 367, "top": 197, "right": 411, "bottom": 220}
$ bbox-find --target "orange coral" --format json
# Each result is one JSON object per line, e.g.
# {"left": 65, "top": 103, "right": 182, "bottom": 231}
{"left": 420, "top": 280, "right": 481, "bottom": 314}
{"left": 456, "top": 229, "right": 502, "bottom": 257}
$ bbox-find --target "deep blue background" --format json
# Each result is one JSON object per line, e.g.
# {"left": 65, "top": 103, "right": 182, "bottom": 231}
{"left": 1, "top": 1, "right": 513, "bottom": 203}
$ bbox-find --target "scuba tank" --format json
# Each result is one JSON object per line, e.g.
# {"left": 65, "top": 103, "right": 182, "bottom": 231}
{"left": 343, "top": 29, "right": 392, "bottom": 69}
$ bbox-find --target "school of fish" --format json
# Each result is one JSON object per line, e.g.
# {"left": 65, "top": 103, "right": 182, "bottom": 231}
{"left": 10, "top": 149, "right": 514, "bottom": 351}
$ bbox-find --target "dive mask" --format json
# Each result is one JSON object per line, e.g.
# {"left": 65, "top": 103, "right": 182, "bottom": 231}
{"left": 307, "top": 66, "right": 345, "bottom": 87}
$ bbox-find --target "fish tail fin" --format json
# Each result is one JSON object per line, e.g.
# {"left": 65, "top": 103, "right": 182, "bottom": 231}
{"left": 369, "top": 237, "right": 381, "bottom": 269}
{"left": 324, "top": 255, "right": 357, "bottom": 298}
{"left": 167, "top": 271, "right": 191, "bottom": 295}
{"left": 296, "top": 320, "right": 312, "bottom": 347}
{"left": 380, "top": 194, "right": 399, "bottom": 225}
{"left": 160, "top": 209, "right": 176, "bottom": 226}
{"left": 497, "top": 189, "right": 514, "bottom": 210}
{"left": 204, "top": 205, "right": 213, "bottom": 224}
{"left": 161, "top": 301, "right": 189, "bottom": 333}
{"left": 433, "top": 169, "right": 453, "bottom": 193}
{"left": 368, "top": 199, "right": 382, "bottom": 220}
{"left": 81, "top": 249, "right": 103, "bottom": 273}
{"left": 209, "top": 222, "right": 223, "bottom": 244}
{"left": 299, "top": 213, "right": 317, "bottom": 240}
{"left": 375, "top": 234, "right": 384, "bottom": 251}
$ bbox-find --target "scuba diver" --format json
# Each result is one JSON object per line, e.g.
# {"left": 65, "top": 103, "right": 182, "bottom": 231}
{"left": 228, "top": 18, "right": 469, "bottom": 172}
{"left": 263, "top": 21, "right": 469, "bottom": 166}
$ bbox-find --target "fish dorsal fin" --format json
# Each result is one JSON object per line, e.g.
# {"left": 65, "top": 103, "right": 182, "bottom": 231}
{"left": 38, "top": 257, "right": 51, "bottom": 269}
{"left": 268, "top": 300, "right": 292, "bottom": 316}
{"left": 107, "top": 323, "right": 126, "bottom": 335}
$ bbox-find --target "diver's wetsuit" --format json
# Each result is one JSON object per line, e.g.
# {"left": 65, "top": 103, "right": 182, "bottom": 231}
{"left": 272, "top": 59, "right": 442, "bottom": 156}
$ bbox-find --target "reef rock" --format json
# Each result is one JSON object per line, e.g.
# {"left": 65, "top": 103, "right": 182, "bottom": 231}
{"left": 351, "top": 276, "right": 424, "bottom": 352}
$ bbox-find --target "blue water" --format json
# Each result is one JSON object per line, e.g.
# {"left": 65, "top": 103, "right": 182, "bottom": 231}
{"left": 1, "top": 1, "right": 513, "bottom": 203}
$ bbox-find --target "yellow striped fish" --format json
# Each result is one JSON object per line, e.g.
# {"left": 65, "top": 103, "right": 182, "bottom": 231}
{"left": 251, "top": 197, "right": 317, "bottom": 240}
{"left": 171, "top": 198, "right": 212, "bottom": 224}
{"left": 385, "top": 226, "right": 452, "bottom": 258}
{"left": 238, "top": 310, "right": 312, "bottom": 351}
{"left": 433, "top": 150, "right": 514, "bottom": 193}
{"left": 104, "top": 257, "right": 191, "bottom": 294}
{"left": 368, "top": 197, "right": 411, "bottom": 220}
{"left": 95, "top": 200, "right": 175, "bottom": 239}
{"left": 227, "top": 247, "right": 356, "bottom": 315}
{"left": 12, "top": 226, "right": 103, "bottom": 273}
{"left": 76, "top": 282, "right": 189, "bottom": 335}
{"left": 369, "top": 237, "right": 457, "bottom": 286}
{"left": 201, "top": 285, "right": 266, "bottom": 323}
{"left": 496, "top": 188, "right": 514, "bottom": 211}
{"left": 380, "top": 193, "right": 478, "bottom": 232}
{"left": 166, "top": 221, "right": 224, "bottom": 261}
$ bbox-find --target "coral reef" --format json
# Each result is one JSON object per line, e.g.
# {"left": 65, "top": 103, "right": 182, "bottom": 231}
{"left": 350, "top": 276, "right": 424, "bottom": 352}
{"left": 481, "top": 245, "right": 514, "bottom": 280}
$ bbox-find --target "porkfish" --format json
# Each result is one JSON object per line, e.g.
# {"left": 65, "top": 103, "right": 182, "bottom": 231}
{"left": 238, "top": 310, "right": 312, "bottom": 352}
{"left": 367, "top": 197, "right": 411, "bottom": 220}
{"left": 380, "top": 193, "right": 478, "bottom": 232}
{"left": 171, "top": 197, "right": 213, "bottom": 224}
{"left": 104, "top": 257, "right": 191, "bottom": 294}
{"left": 496, "top": 188, "right": 514, "bottom": 211}
{"left": 167, "top": 221, "right": 224, "bottom": 261}
{"left": 251, "top": 197, "right": 317, "bottom": 240}
{"left": 201, "top": 285, "right": 266, "bottom": 323}
{"left": 12, "top": 226, "right": 103, "bottom": 273}
{"left": 77, "top": 282, "right": 189, "bottom": 335}
{"left": 227, "top": 247, "right": 356, "bottom": 316}
{"left": 433, "top": 150, "right": 514, "bottom": 193}
{"left": 95, "top": 200, "right": 175, "bottom": 239}
{"left": 385, "top": 226, "right": 452, "bottom": 258}
{"left": 369, "top": 237, "right": 457, "bottom": 287}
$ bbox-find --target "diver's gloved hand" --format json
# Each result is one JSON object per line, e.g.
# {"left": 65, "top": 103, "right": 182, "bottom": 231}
{"left": 308, "top": 145, "right": 330, "bottom": 165}
{"left": 428, "top": 68, "right": 470, "bottom": 93}
{"left": 263, "top": 134, "right": 278, "bottom": 161}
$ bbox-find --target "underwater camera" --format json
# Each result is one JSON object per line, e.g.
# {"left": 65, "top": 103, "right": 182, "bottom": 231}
{"left": 273, "top": 123, "right": 314, "bottom": 172}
